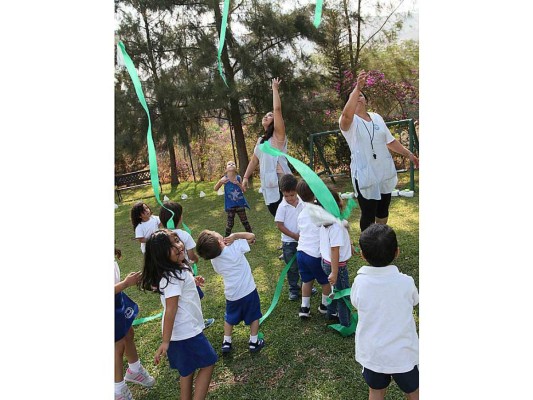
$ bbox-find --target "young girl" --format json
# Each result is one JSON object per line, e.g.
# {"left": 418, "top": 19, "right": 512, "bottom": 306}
{"left": 314, "top": 189, "right": 354, "bottom": 328}
{"left": 115, "top": 248, "right": 155, "bottom": 400}
{"left": 140, "top": 230, "right": 217, "bottom": 400}
{"left": 131, "top": 202, "right": 162, "bottom": 254}
{"left": 214, "top": 160, "right": 253, "bottom": 237}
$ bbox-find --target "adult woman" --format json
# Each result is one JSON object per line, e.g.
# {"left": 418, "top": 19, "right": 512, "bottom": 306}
{"left": 339, "top": 71, "right": 419, "bottom": 232}
{"left": 243, "top": 78, "right": 292, "bottom": 217}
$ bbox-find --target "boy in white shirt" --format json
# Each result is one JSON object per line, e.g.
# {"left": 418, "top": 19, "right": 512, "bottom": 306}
{"left": 350, "top": 224, "right": 419, "bottom": 400}
{"left": 274, "top": 174, "right": 304, "bottom": 301}
{"left": 196, "top": 230, "right": 265, "bottom": 354}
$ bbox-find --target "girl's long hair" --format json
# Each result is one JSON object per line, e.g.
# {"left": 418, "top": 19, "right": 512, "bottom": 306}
{"left": 130, "top": 202, "right": 147, "bottom": 231}
{"left": 260, "top": 121, "right": 274, "bottom": 144}
{"left": 139, "top": 230, "right": 191, "bottom": 295}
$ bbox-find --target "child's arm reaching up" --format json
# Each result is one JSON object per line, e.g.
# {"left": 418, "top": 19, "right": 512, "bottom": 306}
{"left": 224, "top": 232, "right": 256, "bottom": 245}
{"left": 214, "top": 176, "right": 229, "bottom": 191}
{"left": 154, "top": 295, "right": 179, "bottom": 365}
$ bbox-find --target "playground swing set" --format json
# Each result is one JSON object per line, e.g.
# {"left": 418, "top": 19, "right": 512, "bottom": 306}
{"left": 308, "top": 118, "right": 419, "bottom": 192}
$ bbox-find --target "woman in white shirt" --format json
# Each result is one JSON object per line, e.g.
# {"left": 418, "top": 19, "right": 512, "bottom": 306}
{"left": 339, "top": 71, "right": 419, "bottom": 232}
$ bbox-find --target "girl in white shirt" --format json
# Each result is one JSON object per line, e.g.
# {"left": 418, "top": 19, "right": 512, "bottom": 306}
{"left": 140, "top": 230, "right": 217, "bottom": 400}
{"left": 130, "top": 202, "right": 162, "bottom": 253}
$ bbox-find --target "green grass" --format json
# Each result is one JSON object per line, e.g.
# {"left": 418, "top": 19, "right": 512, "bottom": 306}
{"left": 115, "top": 171, "right": 419, "bottom": 399}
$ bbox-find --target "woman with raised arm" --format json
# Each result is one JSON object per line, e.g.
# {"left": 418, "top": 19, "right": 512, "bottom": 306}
{"left": 242, "top": 78, "right": 292, "bottom": 217}
{"left": 339, "top": 70, "right": 419, "bottom": 233}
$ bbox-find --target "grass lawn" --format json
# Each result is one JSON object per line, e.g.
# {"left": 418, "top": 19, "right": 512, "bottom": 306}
{"left": 114, "top": 171, "right": 419, "bottom": 400}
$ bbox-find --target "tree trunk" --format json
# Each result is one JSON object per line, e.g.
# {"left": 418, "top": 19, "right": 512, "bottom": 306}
{"left": 343, "top": 0, "right": 355, "bottom": 71}
{"left": 167, "top": 139, "right": 180, "bottom": 187}
{"left": 186, "top": 139, "right": 196, "bottom": 182}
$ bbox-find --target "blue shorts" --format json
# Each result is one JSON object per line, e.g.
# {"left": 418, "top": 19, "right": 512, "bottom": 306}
{"left": 225, "top": 288, "right": 262, "bottom": 326}
{"left": 167, "top": 332, "right": 218, "bottom": 377}
{"left": 362, "top": 365, "right": 419, "bottom": 394}
{"left": 297, "top": 251, "right": 329, "bottom": 284}
{"left": 115, "top": 292, "right": 139, "bottom": 342}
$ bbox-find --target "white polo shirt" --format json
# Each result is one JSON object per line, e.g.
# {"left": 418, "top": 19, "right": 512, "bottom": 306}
{"left": 173, "top": 228, "right": 196, "bottom": 263}
{"left": 210, "top": 239, "right": 256, "bottom": 301}
{"left": 296, "top": 203, "right": 321, "bottom": 258}
{"left": 274, "top": 197, "right": 304, "bottom": 243}
{"left": 135, "top": 215, "right": 161, "bottom": 253}
{"left": 350, "top": 265, "right": 419, "bottom": 373}
{"left": 319, "top": 222, "right": 352, "bottom": 263}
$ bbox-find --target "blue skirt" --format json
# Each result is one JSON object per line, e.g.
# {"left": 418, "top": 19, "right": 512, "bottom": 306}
{"left": 167, "top": 332, "right": 218, "bottom": 377}
{"left": 115, "top": 292, "right": 139, "bottom": 342}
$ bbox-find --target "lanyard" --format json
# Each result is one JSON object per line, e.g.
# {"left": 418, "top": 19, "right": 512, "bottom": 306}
{"left": 361, "top": 116, "right": 376, "bottom": 159}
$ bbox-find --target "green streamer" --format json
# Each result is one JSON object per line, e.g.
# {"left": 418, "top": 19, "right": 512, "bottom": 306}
{"left": 132, "top": 312, "right": 163, "bottom": 326}
{"left": 217, "top": 0, "right": 230, "bottom": 87}
{"left": 325, "top": 288, "right": 358, "bottom": 337}
{"left": 313, "top": 0, "right": 324, "bottom": 28}
{"left": 117, "top": 41, "right": 174, "bottom": 228}
{"left": 259, "top": 141, "right": 356, "bottom": 219}
{"left": 181, "top": 221, "right": 198, "bottom": 276}
{"left": 259, "top": 254, "right": 296, "bottom": 325}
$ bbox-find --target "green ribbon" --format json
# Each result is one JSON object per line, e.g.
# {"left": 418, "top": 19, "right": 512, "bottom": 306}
{"left": 259, "top": 254, "right": 296, "bottom": 325}
{"left": 217, "top": 0, "right": 230, "bottom": 87}
{"left": 117, "top": 41, "right": 174, "bottom": 229}
{"left": 325, "top": 288, "right": 358, "bottom": 337}
{"left": 132, "top": 312, "right": 163, "bottom": 326}
{"left": 314, "top": 0, "right": 323, "bottom": 28}
{"left": 259, "top": 141, "right": 356, "bottom": 219}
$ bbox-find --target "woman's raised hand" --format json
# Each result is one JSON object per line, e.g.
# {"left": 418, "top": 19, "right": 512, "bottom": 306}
{"left": 272, "top": 77, "right": 282, "bottom": 90}
{"left": 356, "top": 70, "right": 367, "bottom": 89}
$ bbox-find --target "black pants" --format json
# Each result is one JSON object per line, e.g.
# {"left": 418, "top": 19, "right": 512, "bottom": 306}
{"left": 225, "top": 207, "right": 252, "bottom": 237}
{"left": 266, "top": 193, "right": 283, "bottom": 217}
{"left": 354, "top": 179, "right": 392, "bottom": 233}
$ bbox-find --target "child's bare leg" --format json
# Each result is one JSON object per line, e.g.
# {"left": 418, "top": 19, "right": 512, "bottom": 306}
{"left": 321, "top": 283, "right": 331, "bottom": 296}
{"left": 180, "top": 373, "right": 194, "bottom": 400}
{"left": 115, "top": 338, "right": 126, "bottom": 382}
{"left": 368, "top": 388, "right": 387, "bottom": 400}
{"left": 405, "top": 388, "right": 419, "bottom": 400}
{"left": 249, "top": 319, "right": 259, "bottom": 336}
{"left": 193, "top": 365, "right": 215, "bottom": 400}
{"left": 224, "top": 321, "right": 234, "bottom": 337}
{"left": 302, "top": 281, "right": 313, "bottom": 297}
{"left": 123, "top": 327, "right": 139, "bottom": 364}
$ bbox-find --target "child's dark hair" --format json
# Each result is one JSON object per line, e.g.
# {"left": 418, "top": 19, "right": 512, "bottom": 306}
{"left": 260, "top": 120, "right": 274, "bottom": 144}
{"left": 139, "top": 230, "right": 190, "bottom": 295}
{"left": 359, "top": 224, "right": 398, "bottom": 267}
{"left": 196, "top": 230, "right": 223, "bottom": 260}
{"left": 296, "top": 180, "right": 315, "bottom": 202}
{"left": 279, "top": 173, "right": 298, "bottom": 193}
{"left": 159, "top": 201, "right": 183, "bottom": 229}
{"left": 130, "top": 202, "right": 148, "bottom": 231}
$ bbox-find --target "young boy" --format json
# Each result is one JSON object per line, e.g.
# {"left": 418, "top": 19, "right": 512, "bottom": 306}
{"left": 196, "top": 230, "right": 265, "bottom": 353}
{"left": 274, "top": 174, "right": 304, "bottom": 301}
{"left": 160, "top": 201, "right": 215, "bottom": 330}
{"left": 350, "top": 224, "right": 419, "bottom": 400}
{"left": 295, "top": 180, "right": 332, "bottom": 318}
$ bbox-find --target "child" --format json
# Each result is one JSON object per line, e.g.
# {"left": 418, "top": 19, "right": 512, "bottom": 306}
{"left": 159, "top": 201, "right": 215, "bottom": 329}
{"left": 213, "top": 160, "right": 253, "bottom": 237}
{"left": 318, "top": 188, "right": 353, "bottom": 327}
{"left": 295, "top": 179, "right": 332, "bottom": 318}
{"left": 274, "top": 174, "right": 304, "bottom": 301}
{"left": 115, "top": 249, "right": 155, "bottom": 400}
{"left": 350, "top": 224, "right": 419, "bottom": 400}
{"left": 131, "top": 202, "right": 162, "bottom": 254}
{"left": 196, "top": 230, "right": 265, "bottom": 354}
{"left": 140, "top": 230, "right": 217, "bottom": 400}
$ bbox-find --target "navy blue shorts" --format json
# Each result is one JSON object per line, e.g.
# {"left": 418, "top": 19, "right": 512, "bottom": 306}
{"left": 225, "top": 288, "right": 262, "bottom": 326}
{"left": 115, "top": 292, "right": 139, "bottom": 342}
{"left": 362, "top": 365, "right": 419, "bottom": 394}
{"left": 297, "top": 251, "right": 329, "bottom": 284}
{"left": 167, "top": 332, "right": 218, "bottom": 377}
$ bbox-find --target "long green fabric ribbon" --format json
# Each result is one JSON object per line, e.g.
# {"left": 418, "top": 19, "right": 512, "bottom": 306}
{"left": 117, "top": 41, "right": 174, "bottom": 229}
{"left": 259, "top": 254, "right": 296, "bottom": 325}
{"left": 132, "top": 312, "right": 163, "bottom": 326}
{"left": 259, "top": 141, "right": 356, "bottom": 219}
{"left": 326, "top": 287, "right": 358, "bottom": 337}
{"left": 217, "top": 0, "right": 230, "bottom": 87}
{"left": 314, "top": 0, "right": 324, "bottom": 28}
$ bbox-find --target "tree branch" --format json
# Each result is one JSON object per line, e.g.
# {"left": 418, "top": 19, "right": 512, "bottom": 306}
{"left": 360, "top": 0, "right": 405, "bottom": 51}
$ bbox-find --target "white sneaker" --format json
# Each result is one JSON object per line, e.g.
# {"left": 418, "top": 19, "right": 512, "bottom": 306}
{"left": 115, "top": 385, "right": 133, "bottom": 400}
{"left": 125, "top": 365, "right": 155, "bottom": 388}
